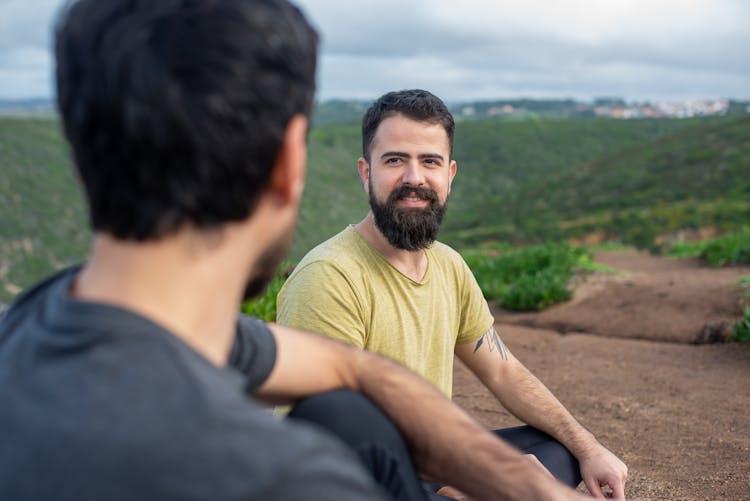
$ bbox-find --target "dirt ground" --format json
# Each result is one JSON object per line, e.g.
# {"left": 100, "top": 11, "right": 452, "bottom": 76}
{"left": 452, "top": 250, "right": 750, "bottom": 500}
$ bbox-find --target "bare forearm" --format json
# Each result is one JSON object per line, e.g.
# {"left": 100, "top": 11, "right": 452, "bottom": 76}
{"left": 351, "top": 350, "right": 581, "bottom": 500}
{"left": 259, "top": 325, "right": 581, "bottom": 498}
{"left": 456, "top": 331, "right": 599, "bottom": 460}
{"left": 492, "top": 359, "right": 598, "bottom": 459}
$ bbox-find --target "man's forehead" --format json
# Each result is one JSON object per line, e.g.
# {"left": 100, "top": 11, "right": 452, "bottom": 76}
{"left": 370, "top": 114, "right": 450, "bottom": 155}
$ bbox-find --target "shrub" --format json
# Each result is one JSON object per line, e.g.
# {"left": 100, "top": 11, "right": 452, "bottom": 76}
{"left": 463, "top": 242, "right": 590, "bottom": 311}
{"left": 700, "top": 229, "right": 750, "bottom": 266}
{"left": 738, "top": 276, "right": 750, "bottom": 299}
{"left": 667, "top": 241, "right": 707, "bottom": 258}
{"left": 730, "top": 307, "right": 750, "bottom": 342}
{"left": 499, "top": 268, "right": 572, "bottom": 311}
{"left": 240, "top": 263, "right": 294, "bottom": 322}
{"left": 667, "top": 229, "right": 750, "bottom": 266}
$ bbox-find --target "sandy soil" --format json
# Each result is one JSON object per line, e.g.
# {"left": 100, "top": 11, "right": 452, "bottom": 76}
{"left": 452, "top": 250, "right": 750, "bottom": 500}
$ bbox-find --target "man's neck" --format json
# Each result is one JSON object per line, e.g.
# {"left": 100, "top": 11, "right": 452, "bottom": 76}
{"left": 355, "top": 213, "right": 428, "bottom": 282}
{"left": 72, "top": 232, "right": 252, "bottom": 366}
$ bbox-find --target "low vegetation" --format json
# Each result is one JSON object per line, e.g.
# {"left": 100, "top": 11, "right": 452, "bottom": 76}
{"left": 240, "top": 264, "right": 294, "bottom": 322}
{"left": 668, "top": 229, "right": 750, "bottom": 266}
{"left": 731, "top": 307, "right": 750, "bottom": 342}
{"left": 2, "top": 114, "right": 748, "bottom": 304}
{"left": 462, "top": 242, "right": 602, "bottom": 311}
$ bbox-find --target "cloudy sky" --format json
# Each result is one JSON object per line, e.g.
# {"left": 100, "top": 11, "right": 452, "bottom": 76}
{"left": 1, "top": 0, "right": 748, "bottom": 103}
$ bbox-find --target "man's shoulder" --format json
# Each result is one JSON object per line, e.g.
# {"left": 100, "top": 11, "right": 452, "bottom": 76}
{"left": 1, "top": 384, "right": 378, "bottom": 499}
{"left": 298, "top": 226, "right": 361, "bottom": 262}
{"left": 0, "top": 305, "right": 379, "bottom": 499}
{"left": 292, "top": 226, "right": 369, "bottom": 278}
{"left": 429, "top": 240, "right": 470, "bottom": 269}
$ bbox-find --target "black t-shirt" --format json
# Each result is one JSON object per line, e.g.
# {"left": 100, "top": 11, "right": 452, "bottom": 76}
{"left": 0, "top": 268, "right": 386, "bottom": 500}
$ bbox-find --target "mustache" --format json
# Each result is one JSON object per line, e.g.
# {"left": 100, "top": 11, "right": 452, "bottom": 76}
{"left": 388, "top": 185, "right": 439, "bottom": 204}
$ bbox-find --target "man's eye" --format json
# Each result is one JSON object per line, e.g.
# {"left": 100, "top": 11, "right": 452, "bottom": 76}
{"left": 386, "top": 157, "right": 401, "bottom": 164}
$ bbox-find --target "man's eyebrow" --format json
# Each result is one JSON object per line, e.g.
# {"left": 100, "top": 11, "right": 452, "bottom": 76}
{"left": 379, "top": 151, "right": 445, "bottom": 161}
{"left": 419, "top": 153, "right": 444, "bottom": 161}
{"left": 380, "top": 151, "right": 410, "bottom": 159}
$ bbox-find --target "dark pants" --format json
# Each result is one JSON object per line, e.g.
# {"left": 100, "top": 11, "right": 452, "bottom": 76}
{"left": 494, "top": 425, "right": 582, "bottom": 488}
{"left": 288, "top": 389, "right": 428, "bottom": 501}
{"left": 289, "top": 390, "right": 580, "bottom": 501}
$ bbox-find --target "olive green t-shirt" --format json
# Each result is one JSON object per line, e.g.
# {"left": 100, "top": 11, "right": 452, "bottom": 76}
{"left": 277, "top": 226, "right": 494, "bottom": 397}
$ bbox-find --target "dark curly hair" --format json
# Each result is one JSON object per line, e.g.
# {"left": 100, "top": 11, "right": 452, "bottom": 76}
{"left": 55, "top": 0, "right": 318, "bottom": 240}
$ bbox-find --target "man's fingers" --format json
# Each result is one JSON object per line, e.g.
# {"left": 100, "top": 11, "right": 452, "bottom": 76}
{"left": 584, "top": 476, "right": 626, "bottom": 500}
{"left": 611, "top": 476, "right": 626, "bottom": 500}
{"left": 583, "top": 477, "right": 605, "bottom": 498}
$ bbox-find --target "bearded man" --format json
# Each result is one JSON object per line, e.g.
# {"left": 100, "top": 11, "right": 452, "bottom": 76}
{"left": 278, "top": 89, "right": 628, "bottom": 499}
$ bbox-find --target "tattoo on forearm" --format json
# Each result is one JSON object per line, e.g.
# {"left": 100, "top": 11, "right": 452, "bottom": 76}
{"left": 473, "top": 326, "right": 508, "bottom": 360}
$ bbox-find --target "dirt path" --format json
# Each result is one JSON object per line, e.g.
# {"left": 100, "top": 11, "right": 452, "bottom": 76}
{"left": 452, "top": 250, "right": 750, "bottom": 500}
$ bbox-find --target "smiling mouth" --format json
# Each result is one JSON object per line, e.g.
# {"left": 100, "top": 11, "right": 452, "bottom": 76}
{"left": 388, "top": 185, "right": 438, "bottom": 206}
{"left": 401, "top": 194, "right": 426, "bottom": 202}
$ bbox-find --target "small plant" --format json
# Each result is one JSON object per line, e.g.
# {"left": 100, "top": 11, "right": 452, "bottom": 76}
{"left": 667, "top": 241, "right": 707, "bottom": 258}
{"left": 730, "top": 307, "right": 750, "bottom": 342}
{"left": 700, "top": 229, "right": 750, "bottom": 267}
{"left": 738, "top": 276, "right": 750, "bottom": 299}
{"left": 667, "top": 229, "right": 750, "bottom": 267}
{"left": 463, "top": 242, "right": 593, "bottom": 311}
{"left": 240, "top": 263, "right": 294, "bottom": 322}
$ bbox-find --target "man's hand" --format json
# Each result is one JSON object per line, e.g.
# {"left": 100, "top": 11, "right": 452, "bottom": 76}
{"left": 579, "top": 444, "right": 628, "bottom": 499}
{"left": 456, "top": 330, "right": 629, "bottom": 499}
{"left": 257, "top": 323, "right": 588, "bottom": 500}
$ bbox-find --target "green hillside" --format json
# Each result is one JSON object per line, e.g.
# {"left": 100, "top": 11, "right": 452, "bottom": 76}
{"left": 514, "top": 116, "right": 750, "bottom": 247}
{"left": 293, "top": 115, "right": 740, "bottom": 255}
{"left": 441, "top": 115, "right": 750, "bottom": 248}
{"left": 1, "top": 114, "right": 748, "bottom": 303}
{"left": 0, "top": 117, "right": 88, "bottom": 303}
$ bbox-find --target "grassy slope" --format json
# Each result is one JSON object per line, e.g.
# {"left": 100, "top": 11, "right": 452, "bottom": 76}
{"left": 503, "top": 116, "right": 750, "bottom": 247}
{"left": 441, "top": 116, "right": 739, "bottom": 245}
{"left": 0, "top": 117, "right": 88, "bottom": 302}
{"left": 2, "top": 115, "right": 747, "bottom": 303}
{"left": 294, "top": 116, "right": 735, "bottom": 255}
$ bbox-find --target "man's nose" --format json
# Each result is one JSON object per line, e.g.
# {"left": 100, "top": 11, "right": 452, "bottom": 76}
{"left": 401, "top": 161, "right": 425, "bottom": 186}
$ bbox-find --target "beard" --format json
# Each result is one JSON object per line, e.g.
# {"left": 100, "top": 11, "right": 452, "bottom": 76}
{"left": 369, "top": 182, "right": 447, "bottom": 251}
{"left": 242, "top": 221, "right": 295, "bottom": 300}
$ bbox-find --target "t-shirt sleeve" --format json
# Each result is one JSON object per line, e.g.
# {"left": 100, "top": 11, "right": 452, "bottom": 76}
{"left": 276, "top": 261, "right": 367, "bottom": 348}
{"left": 456, "top": 258, "right": 495, "bottom": 345}
{"left": 228, "top": 315, "right": 277, "bottom": 393}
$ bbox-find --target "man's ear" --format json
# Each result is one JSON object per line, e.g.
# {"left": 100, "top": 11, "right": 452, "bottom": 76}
{"left": 448, "top": 159, "right": 457, "bottom": 195}
{"left": 357, "top": 157, "right": 370, "bottom": 193}
{"left": 269, "top": 114, "right": 308, "bottom": 205}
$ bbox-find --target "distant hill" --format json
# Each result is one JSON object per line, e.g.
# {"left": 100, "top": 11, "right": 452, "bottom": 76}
{"left": 294, "top": 115, "right": 749, "bottom": 255}
{"left": 1, "top": 114, "right": 748, "bottom": 303}
{"left": 0, "top": 98, "right": 55, "bottom": 116}
{"left": 312, "top": 98, "right": 750, "bottom": 125}
{"left": 0, "top": 116, "right": 88, "bottom": 302}
{"left": 440, "top": 115, "right": 750, "bottom": 248}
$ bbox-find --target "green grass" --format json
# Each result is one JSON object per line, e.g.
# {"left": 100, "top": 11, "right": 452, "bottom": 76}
{"left": 0, "top": 117, "right": 88, "bottom": 303}
{"left": 730, "top": 307, "right": 750, "bottom": 342}
{"left": 700, "top": 230, "right": 750, "bottom": 266}
{"left": 462, "top": 242, "right": 592, "bottom": 311}
{"left": 668, "top": 240, "right": 708, "bottom": 258}
{"left": 240, "top": 263, "right": 295, "bottom": 322}
{"left": 442, "top": 115, "right": 750, "bottom": 251}
{"left": 667, "top": 229, "right": 750, "bottom": 266}
{"left": 738, "top": 277, "right": 750, "bottom": 299}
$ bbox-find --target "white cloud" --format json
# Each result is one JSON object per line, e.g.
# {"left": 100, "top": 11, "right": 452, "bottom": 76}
{"left": 0, "top": 0, "right": 748, "bottom": 101}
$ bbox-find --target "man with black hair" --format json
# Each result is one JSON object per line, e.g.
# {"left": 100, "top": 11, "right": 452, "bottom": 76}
{"left": 278, "top": 89, "right": 629, "bottom": 499}
{"left": 0, "top": 1, "right": 589, "bottom": 500}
